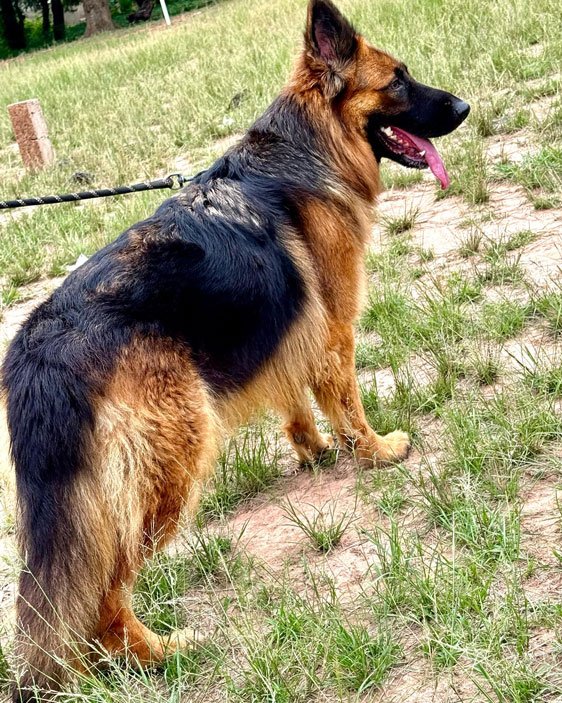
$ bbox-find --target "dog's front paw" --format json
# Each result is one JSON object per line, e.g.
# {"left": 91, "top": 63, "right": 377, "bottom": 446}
{"left": 375, "top": 430, "right": 411, "bottom": 465}
{"left": 291, "top": 430, "right": 336, "bottom": 467}
{"left": 354, "top": 430, "right": 411, "bottom": 467}
{"left": 162, "top": 627, "right": 206, "bottom": 654}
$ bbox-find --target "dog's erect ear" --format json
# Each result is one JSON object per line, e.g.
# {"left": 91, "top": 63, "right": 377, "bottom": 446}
{"left": 305, "top": 0, "right": 357, "bottom": 97}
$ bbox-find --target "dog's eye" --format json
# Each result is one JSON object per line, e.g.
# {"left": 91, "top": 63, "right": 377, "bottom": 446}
{"left": 388, "top": 78, "right": 402, "bottom": 91}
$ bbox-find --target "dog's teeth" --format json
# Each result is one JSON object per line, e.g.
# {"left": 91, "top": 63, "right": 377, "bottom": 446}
{"left": 419, "top": 150, "right": 426, "bottom": 157}
{"left": 382, "top": 127, "right": 393, "bottom": 136}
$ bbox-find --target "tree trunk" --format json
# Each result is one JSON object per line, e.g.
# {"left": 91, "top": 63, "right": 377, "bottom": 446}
{"left": 0, "top": 0, "right": 26, "bottom": 50}
{"left": 83, "top": 0, "right": 114, "bottom": 36}
{"left": 40, "top": 0, "right": 50, "bottom": 36}
{"left": 127, "top": 0, "right": 154, "bottom": 23}
{"left": 51, "top": 0, "right": 65, "bottom": 40}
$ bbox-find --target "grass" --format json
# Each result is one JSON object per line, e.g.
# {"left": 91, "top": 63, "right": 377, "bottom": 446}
{"left": 2, "top": 0, "right": 562, "bottom": 700}
{"left": 133, "top": 531, "right": 239, "bottom": 633}
{"left": 0, "top": 641, "right": 8, "bottom": 689}
{"left": 499, "top": 147, "right": 562, "bottom": 193}
{"left": 359, "top": 272, "right": 479, "bottom": 374}
{"left": 477, "top": 252, "right": 526, "bottom": 286}
{"left": 534, "top": 290, "right": 562, "bottom": 333}
{"left": 382, "top": 168, "right": 424, "bottom": 190}
{"left": 532, "top": 194, "right": 561, "bottom": 209}
{"left": 198, "top": 426, "right": 282, "bottom": 520}
{"left": 474, "top": 656, "right": 550, "bottom": 703}
{"left": 328, "top": 624, "right": 401, "bottom": 693}
{"left": 380, "top": 205, "right": 420, "bottom": 236}
{"left": 513, "top": 347, "right": 562, "bottom": 397}
{"left": 467, "top": 342, "right": 503, "bottom": 385}
{"left": 440, "top": 137, "right": 490, "bottom": 204}
{"left": 355, "top": 338, "right": 387, "bottom": 370}
{"left": 525, "top": 365, "right": 562, "bottom": 397}
{"left": 472, "top": 96, "right": 510, "bottom": 138}
{"left": 376, "top": 474, "right": 408, "bottom": 517}
{"left": 443, "top": 390, "right": 562, "bottom": 494}
{"left": 282, "top": 498, "right": 356, "bottom": 553}
{"left": 459, "top": 229, "right": 484, "bottom": 258}
{"left": 480, "top": 299, "right": 531, "bottom": 341}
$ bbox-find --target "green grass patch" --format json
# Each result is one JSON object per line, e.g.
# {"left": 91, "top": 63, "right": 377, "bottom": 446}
{"left": 443, "top": 390, "right": 562, "bottom": 493}
{"left": 417, "top": 472, "right": 521, "bottom": 563}
{"left": 134, "top": 533, "right": 239, "bottom": 633}
{"left": 199, "top": 427, "right": 281, "bottom": 520}
{"left": 459, "top": 229, "right": 484, "bottom": 258}
{"left": 499, "top": 147, "right": 562, "bottom": 192}
{"left": 381, "top": 168, "right": 424, "bottom": 190}
{"left": 282, "top": 498, "right": 356, "bottom": 553}
{"left": 532, "top": 194, "right": 561, "bottom": 209}
{"left": 533, "top": 290, "right": 562, "bottom": 333}
{"left": 376, "top": 476, "right": 408, "bottom": 517}
{"left": 474, "top": 657, "right": 549, "bottom": 703}
{"left": 0, "top": 642, "right": 8, "bottom": 690}
{"left": 355, "top": 339, "right": 387, "bottom": 370}
{"left": 327, "top": 624, "right": 400, "bottom": 693}
{"left": 480, "top": 299, "right": 531, "bottom": 341}
{"left": 440, "top": 137, "right": 490, "bottom": 205}
{"left": 466, "top": 342, "right": 504, "bottom": 385}
{"left": 477, "top": 253, "right": 526, "bottom": 286}
{"left": 380, "top": 205, "right": 419, "bottom": 236}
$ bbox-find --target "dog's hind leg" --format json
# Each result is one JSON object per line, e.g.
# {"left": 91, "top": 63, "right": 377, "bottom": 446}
{"left": 93, "top": 453, "right": 209, "bottom": 666}
{"left": 95, "top": 559, "right": 200, "bottom": 667}
{"left": 93, "top": 338, "right": 218, "bottom": 666}
{"left": 312, "top": 323, "right": 410, "bottom": 467}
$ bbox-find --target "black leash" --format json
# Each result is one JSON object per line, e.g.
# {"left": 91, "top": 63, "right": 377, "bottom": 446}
{"left": 0, "top": 172, "right": 189, "bottom": 210}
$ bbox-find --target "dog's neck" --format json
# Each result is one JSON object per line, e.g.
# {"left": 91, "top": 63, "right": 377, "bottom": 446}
{"left": 284, "top": 58, "right": 382, "bottom": 205}
{"left": 247, "top": 87, "right": 381, "bottom": 209}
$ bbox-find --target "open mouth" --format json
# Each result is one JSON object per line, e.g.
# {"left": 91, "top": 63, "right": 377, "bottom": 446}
{"left": 377, "top": 126, "right": 450, "bottom": 190}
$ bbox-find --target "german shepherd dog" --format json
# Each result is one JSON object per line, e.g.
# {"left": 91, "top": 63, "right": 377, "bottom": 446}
{"left": 3, "top": 1, "right": 469, "bottom": 698}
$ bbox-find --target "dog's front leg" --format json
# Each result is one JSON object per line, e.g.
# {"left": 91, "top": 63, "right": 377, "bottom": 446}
{"left": 279, "top": 395, "right": 334, "bottom": 465}
{"left": 312, "top": 323, "right": 410, "bottom": 467}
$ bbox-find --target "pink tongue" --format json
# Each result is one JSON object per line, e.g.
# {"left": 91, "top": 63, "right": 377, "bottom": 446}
{"left": 394, "top": 128, "right": 450, "bottom": 190}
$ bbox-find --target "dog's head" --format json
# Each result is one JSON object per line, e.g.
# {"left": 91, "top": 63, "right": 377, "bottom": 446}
{"left": 302, "top": 0, "right": 469, "bottom": 189}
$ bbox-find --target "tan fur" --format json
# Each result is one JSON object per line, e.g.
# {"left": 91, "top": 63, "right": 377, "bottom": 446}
{"left": 87, "top": 337, "right": 218, "bottom": 659}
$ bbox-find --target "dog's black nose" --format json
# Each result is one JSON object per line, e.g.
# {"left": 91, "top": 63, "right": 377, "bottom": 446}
{"left": 454, "top": 99, "right": 470, "bottom": 122}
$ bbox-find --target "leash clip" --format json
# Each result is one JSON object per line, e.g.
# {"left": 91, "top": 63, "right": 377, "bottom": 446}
{"left": 167, "top": 173, "right": 188, "bottom": 190}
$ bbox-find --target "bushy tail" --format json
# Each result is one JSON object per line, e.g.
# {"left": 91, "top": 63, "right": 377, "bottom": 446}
{"left": 3, "top": 338, "right": 115, "bottom": 702}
